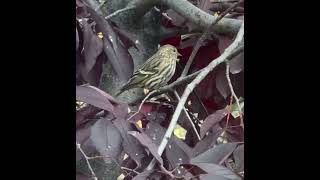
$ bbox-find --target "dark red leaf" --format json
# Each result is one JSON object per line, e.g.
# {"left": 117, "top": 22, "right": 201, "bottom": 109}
{"left": 90, "top": 118, "right": 123, "bottom": 163}
{"left": 114, "top": 118, "right": 147, "bottom": 167}
{"left": 190, "top": 143, "right": 238, "bottom": 164}
{"left": 81, "top": 20, "right": 103, "bottom": 74}
{"left": 194, "top": 163, "right": 241, "bottom": 180}
{"left": 200, "top": 108, "right": 228, "bottom": 138}
{"left": 128, "top": 131, "right": 163, "bottom": 165}
{"left": 216, "top": 68, "right": 231, "bottom": 99}
{"left": 76, "top": 85, "right": 115, "bottom": 113}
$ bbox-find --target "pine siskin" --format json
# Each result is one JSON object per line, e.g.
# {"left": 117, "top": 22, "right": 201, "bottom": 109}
{"left": 116, "top": 44, "right": 181, "bottom": 96}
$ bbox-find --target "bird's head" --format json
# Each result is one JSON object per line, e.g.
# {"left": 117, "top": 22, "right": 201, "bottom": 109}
{"left": 158, "top": 44, "right": 182, "bottom": 61}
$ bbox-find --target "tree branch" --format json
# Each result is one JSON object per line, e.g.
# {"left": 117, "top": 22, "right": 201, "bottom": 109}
{"left": 147, "top": 22, "right": 244, "bottom": 170}
{"left": 226, "top": 61, "right": 243, "bottom": 128}
{"left": 105, "top": 6, "right": 136, "bottom": 20}
{"left": 76, "top": 143, "right": 98, "bottom": 180}
{"left": 162, "top": 0, "right": 242, "bottom": 36}
{"left": 180, "top": 0, "right": 244, "bottom": 77}
{"left": 173, "top": 90, "right": 201, "bottom": 140}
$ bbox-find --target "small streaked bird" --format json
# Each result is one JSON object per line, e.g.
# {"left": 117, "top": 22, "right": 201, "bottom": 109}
{"left": 116, "top": 44, "right": 181, "bottom": 96}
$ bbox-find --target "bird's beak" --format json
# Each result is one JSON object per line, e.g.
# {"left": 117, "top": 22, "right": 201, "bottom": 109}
{"left": 177, "top": 52, "right": 182, "bottom": 56}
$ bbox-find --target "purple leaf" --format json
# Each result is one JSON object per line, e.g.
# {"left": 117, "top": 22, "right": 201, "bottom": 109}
{"left": 229, "top": 52, "right": 244, "bottom": 74}
{"left": 144, "top": 121, "right": 193, "bottom": 169}
{"left": 76, "top": 172, "right": 90, "bottom": 180}
{"left": 216, "top": 68, "right": 231, "bottom": 99}
{"left": 190, "top": 143, "right": 238, "bottom": 164}
{"left": 90, "top": 118, "right": 123, "bottom": 163}
{"left": 76, "top": 105, "right": 100, "bottom": 128}
{"left": 76, "top": 125, "right": 94, "bottom": 161}
{"left": 87, "top": 7, "right": 133, "bottom": 81}
{"left": 192, "top": 126, "right": 222, "bottom": 157}
{"left": 113, "top": 103, "right": 129, "bottom": 119}
{"left": 128, "top": 131, "right": 163, "bottom": 165}
{"left": 113, "top": 27, "right": 146, "bottom": 55}
{"left": 76, "top": 85, "right": 115, "bottom": 113}
{"left": 194, "top": 163, "right": 241, "bottom": 180}
{"left": 233, "top": 144, "right": 244, "bottom": 172}
{"left": 79, "top": 54, "right": 104, "bottom": 86}
{"left": 76, "top": 27, "right": 79, "bottom": 51}
{"left": 81, "top": 20, "right": 103, "bottom": 74}
{"left": 200, "top": 108, "right": 228, "bottom": 138}
{"left": 132, "top": 170, "right": 153, "bottom": 180}
{"left": 76, "top": 0, "right": 85, "bottom": 7}
{"left": 114, "top": 118, "right": 147, "bottom": 167}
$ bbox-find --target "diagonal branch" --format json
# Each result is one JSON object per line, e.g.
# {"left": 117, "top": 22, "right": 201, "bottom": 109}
{"left": 147, "top": 22, "right": 244, "bottom": 170}
{"left": 173, "top": 90, "right": 201, "bottom": 140}
{"left": 162, "top": 0, "right": 242, "bottom": 35}
{"left": 180, "top": 0, "right": 244, "bottom": 77}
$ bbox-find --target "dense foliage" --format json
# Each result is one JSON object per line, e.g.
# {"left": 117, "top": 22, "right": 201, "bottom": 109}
{"left": 76, "top": 0, "right": 244, "bottom": 179}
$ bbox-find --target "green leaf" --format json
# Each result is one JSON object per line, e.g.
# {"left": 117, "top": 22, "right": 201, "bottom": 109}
{"left": 230, "top": 97, "right": 244, "bottom": 118}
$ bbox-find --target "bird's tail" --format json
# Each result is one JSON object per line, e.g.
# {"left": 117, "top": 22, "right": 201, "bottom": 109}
{"left": 115, "top": 84, "right": 132, "bottom": 97}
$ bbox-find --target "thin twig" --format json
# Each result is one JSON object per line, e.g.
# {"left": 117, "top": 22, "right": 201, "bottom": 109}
{"left": 180, "top": 0, "right": 244, "bottom": 77}
{"left": 225, "top": 95, "right": 233, "bottom": 129}
{"left": 105, "top": 6, "right": 136, "bottom": 20}
{"left": 174, "top": 90, "right": 201, "bottom": 140}
{"left": 192, "top": 90, "right": 209, "bottom": 116}
{"left": 127, "top": 90, "right": 156, "bottom": 121}
{"left": 226, "top": 61, "right": 243, "bottom": 128}
{"left": 145, "top": 100, "right": 174, "bottom": 108}
{"left": 147, "top": 23, "right": 244, "bottom": 170}
{"left": 153, "top": 7, "right": 173, "bottom": 21}
{"left": 76, "top": 143, "right": 98, "bottom": 180}
{"left": 95, "top": 0, "right": 108, "bottom": 11}
{"left": 212, "top": 0, "right": 240, "bottom": 3}
{"left": 121, "top": 167, "right": 140, "bottom": 175}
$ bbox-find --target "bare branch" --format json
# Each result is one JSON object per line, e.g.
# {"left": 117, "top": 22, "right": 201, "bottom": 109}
{"left": 127, "top": 90, "right": 157, "bottom": 121}
{"left": 147, "top": 22, "right": 244, "bottom": 170}
{"left": 105, "top": 6, "right": 136, "bottom": 20}
{"left": 95, "top": 0, "right": 108, "bottom": 11}
{"left": 173, "top": 90, "right": 201, "bottom": 140}
{"left": 226, "top": 61, "right": 243, "bottom": 128}
{"left": 180, "top": 0, "right": 244, "bottom": 77}
{"left": 162, "top": 0, "right": 242, "bottom": 35}
{"left": 76, "top": 143, "right": 98, "bottom": 180}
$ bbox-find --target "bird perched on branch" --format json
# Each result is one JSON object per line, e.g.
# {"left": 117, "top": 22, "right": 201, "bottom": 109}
{"left": 116, "top": 44, "right": 181, "bottom": 96}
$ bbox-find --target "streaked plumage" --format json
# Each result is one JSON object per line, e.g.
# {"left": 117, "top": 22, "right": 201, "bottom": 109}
{"left": 116, "top": 44, "right": 181, "bottom": 96}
